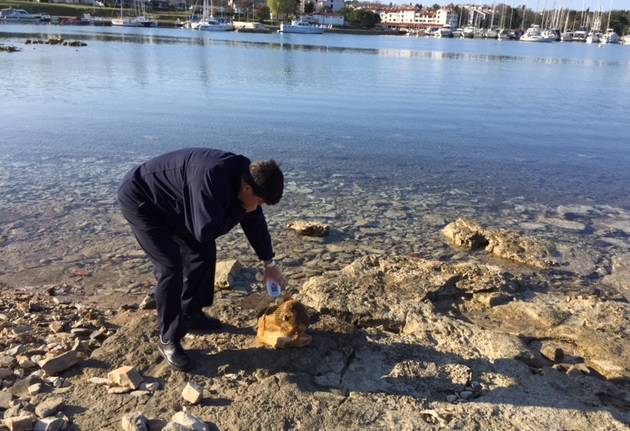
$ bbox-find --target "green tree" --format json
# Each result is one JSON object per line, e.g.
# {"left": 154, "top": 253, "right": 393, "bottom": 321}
{"left": 268, "top": 0, "right": 296, "bottom": 20}
{"left": 342, "top": 7, "right": 381, "bottom": 28}
{"left": 256, "top": 4, "right": 270, "bottom": 21}
{"left": 304, "top": 1, "right": 315, "bottom": 14}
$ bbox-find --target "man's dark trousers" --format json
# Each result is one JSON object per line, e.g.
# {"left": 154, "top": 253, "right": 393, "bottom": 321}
{"left": 118, "top": 190, "right": 216, "bottom": 343}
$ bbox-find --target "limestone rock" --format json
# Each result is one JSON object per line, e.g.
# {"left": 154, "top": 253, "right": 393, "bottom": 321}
{"left": 588, "top": 359, "right": 627, "bottom": 381}
{"left": 0, "top": 390, "right": 12, "bottom": 409}
{"left": 138, "top": 295, "right": 156, "bottom": 310}
{"left": 181, "top": 382, "right": 203, "bottom": 405}
{"left": 540, "top": 343, "right": 564, "bottom": 363}
{"left": 473, "top": 292, "right": 511, "bottom": 307}
{"left": 10, "top": 376, "right": 42, "bottom": 398}
{"left": 288, "top": 221, "right": 330, "bottom": 237}
{"left": 3, "top": 416, "right": 33, "bottom": 431}
{"left": 601, "top": 253, "right": 630, "bottom": 301}
{"left": 120, "top": 412, "right": 148, "bottom": 431}
{"left": 107, "top": 366, "right": 143, "bottom": 390}
{"left": 87, "top": 377, "right": 109, "bottom": 386}
{"left": 214, "top": 260, "right": 243, "bottom": 290}
{"left": 442, "top": 218, "right": 556, "bottom": 269}
{"left": 0, "top": 368, "right": 12, "bottom": 379}
{"left": 27, "top": 384, "right": 41, "bottom": 396}
{"left": 0, "top": 356, "right": 16, "bottom": 369}
{"left": 33, "top": 417, "right": 66, "bottom": 431}
{"left": 484, "top": 229, "right": 556, "bottom": 269}
{"left": 38, "top": 351, "right": 82, "bottom": 376}
{"left": 165, "top": 412, "right": 208, "bottom": 431}
{"left": 300, "top": 255, "right": 520, "bottom": 330}
{"left": 441, "top": 218, "right": 488, "bottom": 250}
{"left": 16, "top": 357, "right": 36, "bottom": 370}
{"left": 34, "top": 397, "right": 64, "bottom": 418}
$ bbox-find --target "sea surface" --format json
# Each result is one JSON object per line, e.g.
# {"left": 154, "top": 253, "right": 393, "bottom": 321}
{"left": 1, "top": 24, "right": 630, "bottom": 278}
{"left": 2, "top": 24, "right": 630, "bottom": 204}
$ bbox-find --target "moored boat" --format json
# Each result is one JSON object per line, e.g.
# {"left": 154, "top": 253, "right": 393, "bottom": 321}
{"left": 280, "top": 20, "right": 324, "bottom": 34}
{"left": 186, "top": 0, "right": 233, "bottom": 31}
{"left": 484, "top": 27, "right": 498, "bottom": 39}
{"left": 520, "top": 24, "right": 553, "bottom": 42}
{"left": 434, "top": 24, "right": 453, "bottom": 38}
{"left": 111, "top": 0, "right": 157, "bottom": 27}
{"left": 497, "top": 29, "right": 512, "bottom": 40}
{"left": 111, "top": 16, "right": 157, "bottom": 27}
{"left": 560, "top": 31, "right": 573, "bottom": 41}
{"left": 572, "top": 28, "right": 588, "bottom": 42}
{"left": 585, "top": 31, "right": 602, "bottom": 44}
{"left": 0, "top": 8, "right": 43, "bottom": 23}
{"left": 602, "top": 28, "right": 620, "bottom": 44}
{"left": 462, "top": 26, "right": 478, "bottom": 38}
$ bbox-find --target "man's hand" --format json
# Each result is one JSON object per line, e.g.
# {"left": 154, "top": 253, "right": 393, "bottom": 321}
{"left": 263, "top": 260, "right": 286, "bottom": 288}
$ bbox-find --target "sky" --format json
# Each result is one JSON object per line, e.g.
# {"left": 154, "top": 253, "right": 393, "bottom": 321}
{"left": 394, "top": 1, "right": 627, "bottom": 10}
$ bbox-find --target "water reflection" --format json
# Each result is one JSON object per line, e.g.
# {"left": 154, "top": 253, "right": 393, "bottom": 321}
{"left": 3, "top": 28, "right": 629, "bottom": 68}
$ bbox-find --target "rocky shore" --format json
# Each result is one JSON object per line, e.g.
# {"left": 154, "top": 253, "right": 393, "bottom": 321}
{"left": 1, "top": 154, "right": 630, "bottom": 429}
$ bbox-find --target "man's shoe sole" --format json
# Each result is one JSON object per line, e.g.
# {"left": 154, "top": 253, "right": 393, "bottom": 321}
{"left": 158, "top": 343, "right": 191, "bottom": 371}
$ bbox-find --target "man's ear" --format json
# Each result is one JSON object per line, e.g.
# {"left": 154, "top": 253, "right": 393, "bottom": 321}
{"left": 240, "top": 178, "right": 252, "bottom": 194}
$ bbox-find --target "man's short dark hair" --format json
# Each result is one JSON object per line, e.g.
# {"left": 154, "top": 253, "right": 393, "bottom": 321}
{"left": 247, "top": 160, "right": 283, "bottom": 205}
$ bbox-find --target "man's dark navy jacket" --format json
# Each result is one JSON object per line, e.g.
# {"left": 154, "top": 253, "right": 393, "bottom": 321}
{"left": 119, "top": 148, "right": 273, "bottom": 261}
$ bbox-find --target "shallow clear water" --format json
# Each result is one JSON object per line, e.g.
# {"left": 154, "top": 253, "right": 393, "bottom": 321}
{"left": 1, "top": 24, "right": 630, "bottom": 208}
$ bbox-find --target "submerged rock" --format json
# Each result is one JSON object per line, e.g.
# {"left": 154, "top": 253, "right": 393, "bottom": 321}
{"left": 288, "top": 221, "right": 330, "bottom": 237}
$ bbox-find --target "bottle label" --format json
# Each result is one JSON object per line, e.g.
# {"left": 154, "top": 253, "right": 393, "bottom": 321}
{"left": 266, "top": 280, "right": 282, "bottom": 297}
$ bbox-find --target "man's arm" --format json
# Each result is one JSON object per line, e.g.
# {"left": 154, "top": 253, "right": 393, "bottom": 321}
{"left": 240, "top": 206, "right": 273, "bottom": 262}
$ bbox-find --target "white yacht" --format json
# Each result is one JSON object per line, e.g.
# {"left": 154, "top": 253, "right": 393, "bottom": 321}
{"left": 280, "top": 20, "right": 324, "bottom": 34}
{"left": 111, "top": 16, "right": 157, "bottom": 27}
{"left": 601, "top": 28, "right": 620, "bottom": 44}
{"left": 585, "top": 31, "right": 602, "bottom": 44}
{"left": 560, "top": 31, "right": 573, "bottom": 41}
{"left": 434, "top": 25, "right": 453, "bottom": 38}
{"left": 520, "top": 24, "right": 553, "bottom": 42}
{"left": 497, "top": 29, "right": 512, "bottom": 40}
{"left": 111, "top": 0, "right": 157, "bottom": 27}
{"left": 451, "top": 28, "right": 463, "bottom": 38}
{"left": 572, "top": 29, "right": 588, "bottom": 42}
{"left": 623, "top": 35, "right": 630, "bottom": 45}
{"left": 484, "top": 27, "right": 499, "bottom": 39}
{"left": 462, "top": 26, "right": 478, "bottom": 38}
{"left": 187, "top": 0, "right": 233, "bottom": 31}
{"left": 0, "top": 8, "right": 42, "bottom": 23}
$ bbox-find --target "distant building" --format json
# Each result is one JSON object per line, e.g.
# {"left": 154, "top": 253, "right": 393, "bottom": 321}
{"left": 303, "top": 13, "right": 344, "bottom": 26}
{"left": 300, "top": 0, "right": 344, "bottom": 14}
{"left": 376, "top": 6, "right": 458, "bottom": 29}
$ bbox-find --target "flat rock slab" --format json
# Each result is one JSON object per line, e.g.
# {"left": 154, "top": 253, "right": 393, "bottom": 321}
{"left": 34, "top": 397, "right": 64, "bottom": 418}
{"left": 39, "top": 351, "right": 82, "bottom": 376}
{"left": 298, "top": 255, "right": 521, "bottom": 330}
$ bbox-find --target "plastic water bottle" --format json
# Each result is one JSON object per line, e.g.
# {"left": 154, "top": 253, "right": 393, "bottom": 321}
{"left": 266, "top": 280, "right": 282, "bottom": 298}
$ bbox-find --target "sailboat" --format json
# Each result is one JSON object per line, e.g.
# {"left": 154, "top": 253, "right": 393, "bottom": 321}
{"left": 189, "top": 0, "right": 233, "bottom": 31}
{"left": 111, "top": 0, "right": 157, "bottom": 27}
{"left": 601, "top": 2, "right": 620, "bottom": 44}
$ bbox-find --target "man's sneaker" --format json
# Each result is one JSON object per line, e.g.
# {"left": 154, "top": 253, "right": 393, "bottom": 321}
{"left": 185, "top": 311, "right": 222, "bottom": 332}
{"left": 158, "top": 338, "right": 191, "bottom": 370}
